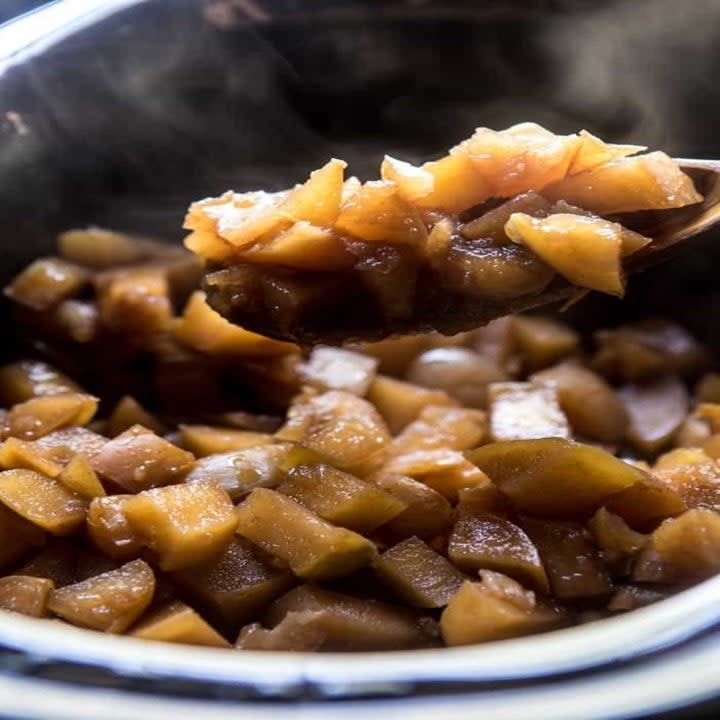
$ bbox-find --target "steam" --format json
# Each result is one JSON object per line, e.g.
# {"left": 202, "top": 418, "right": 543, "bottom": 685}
{"left": 540, "top": 0, "right": 720, "bottom": 155}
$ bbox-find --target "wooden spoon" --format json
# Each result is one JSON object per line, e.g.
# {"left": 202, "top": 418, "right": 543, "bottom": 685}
{"left": 204, "top": 160, "right": 720, "bottom": 345}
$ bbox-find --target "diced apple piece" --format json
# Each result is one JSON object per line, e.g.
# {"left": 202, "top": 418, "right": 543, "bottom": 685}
{"left": 448, "top": 512, "right": 548, "bottom": 592}
{"left": 439, "top": 237, "right": 555, "bottom": 301}
{"left": 283, "top": 158, "right": 346, "bottom": 226}
{"left": 214, "top": 191, "right": 292, "bottom": 248}
{"left": 468, "top": 438, "right": 650, "bottom": 518}
{"left": 175, "top": 291, "right": 296, "bottom": 358}
{"left": 279, "top": 463, "right": 406, "bottom": 533}
{"left": 358, "top": 335, "right": 430, "bottom": 376}
{"left": 179, "top": 425, "right": 273, "bottom": 457}
{"left": 521, "top": 519, "right": 612, "bottom": 599}
{"left": 58, "top": 454, "right": 105, "bottom": 499}
{"left": 608, "top": 584, "right": 671, "bottom": 611}
{"left": 419, "top": 152, "right": 491, "bottom": 213}
{"left": 380, "top": 156, "right": 435, "bottom": 203}
{"left": 488, "top": 381, "right": 571, "bottom": 442}
{"left": 544, "top": 152, "right": 702, "bottom": 214}
{"left": 650, "top": 509, "right": 720, "bottom": 580}
{"left": 407, "top": 348, "right": 508, "bottom": 409}
{"left": 58, "top": 227, "right": 149, "bottom": 267}
{"left": 653, "top": 447, "right": 720, "bottom": 511}
{"left": 184, "top": 443, "right": 293, "bottom": 501}
{"left": 389, "top": 405, "right": 487, "bottom": 456}
{"left": 461, "top": 192, "right": 553, "bottom": 242}
{"left": 620, "top": 376, "right": 689, "bottom": 455}
{"left": 370, "top": 474, "right": 453, "bottom": 539}
{"left": 242, "top": 221, "right": 353, "bottom": 270}
{"left": 510, "top": 316, "right": 580, "bottom": 372}
{"left": 457, "top": 124, "right": 580, "bottom": 197}
{"left": 0, "top": 361, "right": 82, "bottom": 406}
{"left": 374, "top": 536, "right": 465, "bottom": 608}
{"left": 107, "top": 396, "right": 165, "bottom": 438}
{"left": 366, "top": 375, "right": 455, "bottom": 434}
{"left": 568, "top": 130, "right": 645, "bottom": 175}
{"left": 5, "top": 257, "right": 89, "bottom": 311}
{"left": 532, "top": 362, "right": 628, "bottom": 444}
{"left": 235, "top": 488, "right": 377, "bottom": 580}
{"left": 335, "top": 180, "right": 427, "bottom": 246}
{"left": 90, "top": 424, "right": 195, "bottom": 493}
{"left": 130, "top": 601, "right": 230, "bottom": 647}
{"left": 588, "top": 507, "right": 647, "bottom": 555}
{"left": 440, "top": 572, "right": 563, "bottom": 646}
{"left": 0, "top": 576, "right": 54, "bottom": 617}
{"left": 30, "top": 427, "right": 107, "bottom": 466}
{"left": 382, "top": 449, "right": 488, "bottom": 501}
{"left": 123, "top": 481, "right": 237, "bottom": 571}
{"left": 47, "top": 559, "right": 155, "bottom": 633}
{"left": 249, "top": 585, "right": 438, "bottom": 651}
{"left": 184, "top": 229, "right": 237, "bottom": 263}
{"left": 276, "top": 390, "right": 390, "bottom": 476}
{"left": 171, "top": 537, "right": 294, "bottom": 637}
{"left": 506, "top": 213, "right": 635, "bottom": 296}
{"left": 0, "top": 437, "right": 63, "bottom": 477}
{"left": 86, "top": 495, "right": 143, "bottom": 560}
{"left": 299, "top": 346, "right": 378, "bottom": 396}
{"left": 3, "top": 393, "right": 98, "bottom": 441}
{"left": 0, "top": 469, "right": 87, "bottom": 535}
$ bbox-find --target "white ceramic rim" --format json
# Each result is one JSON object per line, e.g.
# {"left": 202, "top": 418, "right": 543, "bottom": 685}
{"left": 0, "top": 573, "right": 718, "bottom": 696}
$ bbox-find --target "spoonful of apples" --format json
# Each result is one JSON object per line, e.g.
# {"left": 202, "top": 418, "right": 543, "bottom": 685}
{"left": 184, "top": 125, "right": 720, "bottom": 345}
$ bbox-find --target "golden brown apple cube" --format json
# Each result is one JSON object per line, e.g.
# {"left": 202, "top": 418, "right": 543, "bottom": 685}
{"left": 520, "top": 519, "right": 611, "bottom": 599}
{"left": 90, "top": 425, "right": 195, "bottom": 492}
{"left": 366, "top": 375, "right": 455, "bottom": 434}
{"left": 299, "top": 346, "right": 378, "bottom": 396}
{"left": 650, "top": 509, "right": 720, "bottom": 580}
{"left": 245, "top": 585, "right": 438, "bottom": 651}
{"left": 488, "top": 382, "right": 571, "bottom": 442}
{"left": 448, "top": 512, "right": 548, "bottom": 592}
{"left": 58, "top": 455, "right": 105, "bottom": 499}
{"left": 374, "top": 536, "right": 465, "bottom": 608}
{"left": 532, "top": 363, "right": 629, "bottom": 444}
{"left": 620, "top": 377, "right": 689, "bottom": 455}
{"left": 171, "top": 537, "right": 294, "bottom": 636}
{"left": 184, "top": 443, "right": 292, "bottom": 501}
{"left": 0, "top": 576, "right": 54, "bottom": 617}
{"left": 510, "top": 316, "right": 579, "bottom": 372}
{"left": 58, "top": 228, "right": 149, "bottom": 268}
{"left": 652, "top": 447, "right": 720, "bottom": 512}
{"left": 278, "top": 464, "right": 406, "bottom": 533}
{"left": 107, "top": 396, "right": 165, "bottom": 437}
{"left": 5, "top": 257, "right": 89, "bottom": 311}
{"left": 588, "top": 507, "right": 647, "bottom": 555}
{"left": 47, "top": 559, "right": 155, "bottom": 633}
{"left": 96, "top": 265, "right": 173, "bottom": 340}
{"left": 235, "top": 488, "right": 377, "bottom": 580}
{"left": 0, "top": 437, "right": 63, "bottom": 477}
{"left": 382, "top": 449, "right": 488, "bottom": 501}
{"left": 389, "top": 405, "right": 487, "bottom": 456}
{"left": 358, "top": 335, "right": 430, "bottom": 376}
{"left": 3, "top": 393, "right": 98, "bottom": 441}
{"left": 468, "top": 438, "right": 649, "bottom": 518}
{"left": 123, "top": 481, "right": 237, "bottom": 571}
{"left": 32, "top": 427, "right": 108, "bottom": 466}
{"left": 0, "top": 361, "right": 82, "bottom": 406}
{"left": 130, "top": 601, "right": 230, "bottom": 647}
{"left": 276, "top": 391, "right": 390, "bottom": 476}
{"left": 0, "top": 469, "right": 87, "bottom": 535}
{"left": 179, "top": 425, "right": 273, "bottom": 458}
{"left": 52, "top": 299, "right": 99, "bottom": 343}
{"left": 86, "top": 495, "right": 143, "bottom": 560}
{"left": 440, "top": 572, "right": 564, "bottom": 646}
{"left": 370, "top": 474, "right": 453, "bottom": 539}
